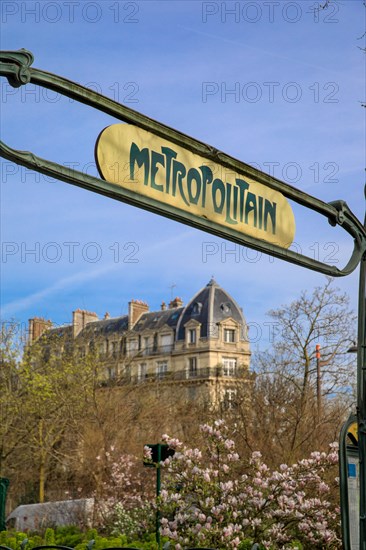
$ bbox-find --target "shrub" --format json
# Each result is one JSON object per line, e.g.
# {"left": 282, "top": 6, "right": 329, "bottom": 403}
{"left": 159, "top": 420, "right": 341, "bottom": 549}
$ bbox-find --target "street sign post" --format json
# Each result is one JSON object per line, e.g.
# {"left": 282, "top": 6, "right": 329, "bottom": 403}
{"left": 1, "top": 49, "right": 366, "bottom": 548}
{"left": 340, "top": 416, "right": 360, "bottom": 550}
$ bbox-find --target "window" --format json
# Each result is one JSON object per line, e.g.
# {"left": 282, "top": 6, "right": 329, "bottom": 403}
{"left": 224, "top": 329, "right": 236, "bottom": 343}
{"left": 192, "top": 302, "right": 202, "bottom": 315}
{"left": 224, "top": 388, "right": 237, "bottom": 410}
{"left": 107, "top": 366, "right": 116, "bottom": 379}
{"left": 111, "top": 341, "right": 118, "bottom": 358}
{"left": 127, "top": 339, "right": 138, "bottom": 355}
{"left": 188, "top": 329, "right": 196, "bottom": 344}
{"left": 157, "top": 361, "right": 168, "bottom": 379}
{"left": 220, "top": 302, "right": 232, "bottom": 314}
{"left": 189, "top": 357, "right": 197, "bottom": 377}
{"left": 161, "top": 334, "right": 173, "bottom": 352}
{"left": 138, "top": 363, "right": 147, "bottom": 381}
{"left": 143, "top": 337, "right": 150, "bottom": 355}
{"left": 222, "top": 357, "right": 237, "bottom": 377}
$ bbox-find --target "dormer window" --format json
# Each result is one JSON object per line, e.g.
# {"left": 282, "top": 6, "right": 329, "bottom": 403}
{"left": 188, "top": 328, "right": 197, "bottom": 344}
{"left": 224, "top": 328, "right": 236, "bottom": 343}
{"left": 191, "top": 302, "right": 202, "bottom": 315}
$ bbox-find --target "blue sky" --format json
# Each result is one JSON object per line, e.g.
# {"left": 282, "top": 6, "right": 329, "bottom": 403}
{"left": 1, "top": 0, "right": 364, "bottom": 349}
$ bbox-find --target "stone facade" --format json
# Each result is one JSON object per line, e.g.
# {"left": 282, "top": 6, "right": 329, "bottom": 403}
{"left": 29, "top": 279, "right": 251, "bottom": 410}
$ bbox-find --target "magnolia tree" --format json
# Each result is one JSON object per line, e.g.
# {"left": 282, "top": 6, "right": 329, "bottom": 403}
{"left": 93, "top": 447, "right": 155, "bottom": 537}
{"left": 153, "top": 420, "right": 341, "bottom": 550}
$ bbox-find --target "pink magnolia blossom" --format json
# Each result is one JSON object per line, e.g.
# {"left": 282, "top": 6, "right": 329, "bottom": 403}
{"left": 159, "top": 421, "right": 341, "bottom": 549}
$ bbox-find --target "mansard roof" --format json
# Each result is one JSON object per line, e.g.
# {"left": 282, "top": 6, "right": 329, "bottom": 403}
{"left": 78, "top": 315, "right": 129, "bottom": 338}
{"left": 32, "top": 279, "right": 246, "bottom": 343}
{"left": 132, "top": 307, "right": 184, "bottom": 332}
{"left": 176, "top": 278, "right": 246, "bottom": 341}
{"left": 77, "top": 279, "right": 246, "bottom": 341}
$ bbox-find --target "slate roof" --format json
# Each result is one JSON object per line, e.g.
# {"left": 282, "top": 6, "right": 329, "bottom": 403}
{"left": 39, "top": 279, "right": 246, "bottom": 343}
{"left": 176, "top": 278, "right": 246, "bottom": 340}
{"left": 132, "top": 308, "right": 184, "bottom": 332}
{"left": 78, "top": 316, "right": 129, "bottom": 338}
{"left": 39, "top": 325, "right": 73, "bottom": 346}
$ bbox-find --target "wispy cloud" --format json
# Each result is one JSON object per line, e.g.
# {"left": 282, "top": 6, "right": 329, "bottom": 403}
{"left": 1, "top": 229, "right": 195, "bottom": 318}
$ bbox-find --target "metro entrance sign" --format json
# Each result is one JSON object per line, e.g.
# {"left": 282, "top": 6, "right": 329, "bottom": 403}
{"left": 1, "top": 49, "right": 366, "bottom": 548}
{"left": 1, "top": 50, "right": 364, "bottom": 277}
{"left": 95, "top": 124, "right": 296, "bottom": 249}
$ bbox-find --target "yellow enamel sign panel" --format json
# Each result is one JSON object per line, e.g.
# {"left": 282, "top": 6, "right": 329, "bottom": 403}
{"left": 348, "top": 422, "right": 358, "bottom": 444}
{"left": 95, "top": 124, "right": 296, "bottom": 247}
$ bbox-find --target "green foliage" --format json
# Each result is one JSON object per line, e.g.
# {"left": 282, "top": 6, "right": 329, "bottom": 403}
{"left": 44, "top": 528, "right": 55, "bottom": 545}
{"left": 238, "top": 540, "right": 256, "bottom": 550}
{"left": 30, "top": 535, "right": 43, "bottom": 547}
{"left": 84, "top": 535, "right": 127, "bottom": 549}
{"left": 0, "top": 528, "right": 162, "bottom": 549}
{"left": 0, "top": 530, "right": 17, "bottom": 549}
{"left": 123, "top": 533, "right": 161, "bottom": 549}
{"left": 85, "top": 529, "right": 97, "bottom": 542}
{"left": 54, "top": 526, "right": 85, "bottom": 547}
{"left": 0, "top": 528, "right": 307, "bottom": 549}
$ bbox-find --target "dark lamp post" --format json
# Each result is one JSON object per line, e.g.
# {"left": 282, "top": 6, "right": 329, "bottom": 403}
{"left": 143, "top": 443, "right": 175, "bottom": 548}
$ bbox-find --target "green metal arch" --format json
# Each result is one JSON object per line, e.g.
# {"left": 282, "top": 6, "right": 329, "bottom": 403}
{"left": 1, "top": 49, "right": 365, "bottom": 277}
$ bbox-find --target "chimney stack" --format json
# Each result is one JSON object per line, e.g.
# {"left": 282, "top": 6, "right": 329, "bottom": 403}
{"left": 128, "top": 299, "right": 149, "bottom": 329}
{"left": 72, "top": 309, "right": 99, "bottom": 337}
{"left": 28, "top": 317, "right": 53, "bottom": 343}
{"left": 169, "top": 297, "right": 183, "bottom": 309}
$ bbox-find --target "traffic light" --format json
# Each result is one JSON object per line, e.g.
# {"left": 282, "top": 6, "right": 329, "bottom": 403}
{"left": 143, "top": 443, "right": 175, "bottom": 467}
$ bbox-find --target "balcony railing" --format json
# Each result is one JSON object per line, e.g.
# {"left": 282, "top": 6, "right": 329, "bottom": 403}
{"left": 142, "top": 344, "right": 174, "bottom": 356}
{"left": 98, "top": 343, "right": 175, "bottom": 360}
{"left": 124, "top": 366, "right": 248, "bottom": 385}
